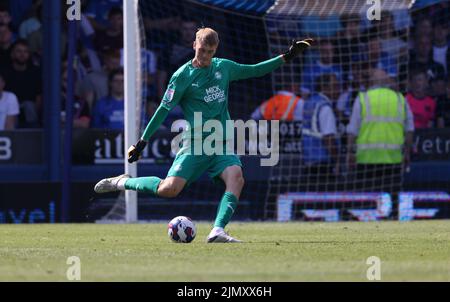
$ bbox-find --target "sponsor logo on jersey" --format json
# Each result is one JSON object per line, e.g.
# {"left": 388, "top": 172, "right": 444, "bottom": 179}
{"left": 204, "top": 85, "right": 225, "bottom": 103}
{"left": 215, "top": 72, "right": 222, "bottom": 80}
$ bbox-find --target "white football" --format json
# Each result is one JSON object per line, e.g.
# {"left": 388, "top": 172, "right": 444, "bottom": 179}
{"left": 167, "top": 216, "right": 196, "bottom": 243}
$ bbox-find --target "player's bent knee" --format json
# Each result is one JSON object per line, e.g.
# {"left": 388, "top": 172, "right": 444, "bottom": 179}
{"left": 158, "top": 185, "right": 180, "bottom": 198}
{"left": 158, "top": 178, "right": 184, "bottom": 198}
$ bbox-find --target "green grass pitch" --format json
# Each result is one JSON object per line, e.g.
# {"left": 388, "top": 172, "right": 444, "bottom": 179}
{"left": 0, "top": 221, "right": 449, "bottom": 281}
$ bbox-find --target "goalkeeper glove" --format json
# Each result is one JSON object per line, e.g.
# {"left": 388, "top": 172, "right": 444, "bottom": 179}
{"left": 128, "top": 139, "right": 147, "bottom": 163}
{"left": 282, "top": 38, "right": 314, "bottom": 62}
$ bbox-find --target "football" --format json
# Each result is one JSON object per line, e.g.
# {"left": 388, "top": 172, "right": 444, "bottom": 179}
{"left": 167, "top": 216, "right": 196, "bottom": 243}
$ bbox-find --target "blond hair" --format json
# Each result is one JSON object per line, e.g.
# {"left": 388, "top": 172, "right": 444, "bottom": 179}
{"left": 195, "top": 27, "right": 219, "bottom": 46}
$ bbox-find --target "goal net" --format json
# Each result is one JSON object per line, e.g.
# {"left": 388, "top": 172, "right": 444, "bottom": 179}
{"left": 96, "top": 0, "right": 450, "bottom": 223}
{"left": 264, "top": 0, "right": 412, "bottom": 221}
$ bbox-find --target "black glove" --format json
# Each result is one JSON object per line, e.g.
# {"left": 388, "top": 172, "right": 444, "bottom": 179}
{"left": 127, "top": 139, "right": 147, "bottom": 163}
{"left": 283, "top": 38, "right": 314, "bottom": 62}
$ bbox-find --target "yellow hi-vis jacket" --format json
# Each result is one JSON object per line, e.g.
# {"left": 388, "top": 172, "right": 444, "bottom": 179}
{"left": 357, "top": 88, "right": 406, "bottom": 164}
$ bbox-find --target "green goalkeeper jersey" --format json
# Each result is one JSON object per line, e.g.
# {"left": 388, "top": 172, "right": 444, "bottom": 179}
{"left": 142, "top": 56, "right": 284, "bottom": 143}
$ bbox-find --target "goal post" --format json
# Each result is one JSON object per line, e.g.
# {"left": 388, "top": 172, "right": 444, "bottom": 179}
{"left": 123, "top": 0, "right": 139, "bottom": 222}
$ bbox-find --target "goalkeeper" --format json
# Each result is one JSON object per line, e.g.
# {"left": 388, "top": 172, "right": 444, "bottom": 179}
{"left": 95, "top": 28, "right": 313, "bottom": 242}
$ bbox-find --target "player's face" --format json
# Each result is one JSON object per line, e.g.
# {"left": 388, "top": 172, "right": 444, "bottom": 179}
{"left": 193, "top": 40, "right": 217, "bottom": 68}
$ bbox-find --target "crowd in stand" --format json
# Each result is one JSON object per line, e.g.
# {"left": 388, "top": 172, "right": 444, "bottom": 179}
{"left": 0, "top": 0, "right": 448, "bottom": 134}
{"left": 254, "top": 5, "right": 450, "bottom": 132}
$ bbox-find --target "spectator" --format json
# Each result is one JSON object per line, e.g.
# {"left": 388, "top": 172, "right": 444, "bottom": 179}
{"left": 346, "top": 69, "right": 414, "bottom": 195}
{"left": 94, "top": 7, "right": 123, "bottom": 53}
{"left": 158, "top": 19, "right": 198, "bottom": 98}
{"left": 432, "top": 20, "right": 449, "bottom": 75}
{"left": 69, "top": 0, "right": 98, "bottom": 71}
{"left": 6, "top": 0, "right": 33, "bottom": 30}
{"left": 0, "top": 4, "right": 12, "bottom": 27}
{"left": 142, "top": 0, "right": 184, "bottom": 34}
{"left": 143, "top": 15, "right": 185, "bottom": 60}
{"left": 168, "top": 20, "right": 197, "bottom": 75}
{"left": 333, "top": 13, "right": 362, "bottom": 86}
{"left": 414, "top": 16, "right": 433, "bottom": 39}
{"left": 0, "top": 23, "right": 15, "bottom": 66}
{"left": 85, "top": 0, "right": 122, "bottom": 31}
{"left": 366, "top": 35, "right": 398, "bottom": 78}
{"left": 18, "top": 0, "right": 41, "bottom": 40}
{"left": 75, "top": 37, "right": 102, "bottom": 80}
{"left": 79, "top": 0, "right": 96, "bottom": 40}
{"left": 431, "top": 74, "right": 447, "bottom": 100}
{"left": 251, "top": 82, "right": 303, "bottom": 121}
{"left": 27, "top": 8, "right": 67, "bottom": 63}
{"left": 1, "top": 39, "right": 41, "bottom": 128}
{"left": 301, "top": 73, "right": 340, "bottom": 192}
{"left": 300, "top": 14, "right": 342, "bottom": 38}
{"left": 372, "top": 11, "right": 408, "bottom": 61}
{"left": 409, "top": 16, "right": 433, "bottom": 51}
{"left": 436, "top": 76, "right": 450, "bottom": 128}
{"left": 120, "top": 47, "right": 158, "bottom": 98}
{"left": 61, "top": 65, "right": 90, "bottom": 129}
{"left": 0, "top": 72, "right": 19, "bottom": 130}
{"left": 91, "top": 69, "right": 124, "bottom": 130}
{"left": 337, "top": 60, "right": 370, "bottom": 128}
{"left": 409, "top": 34, "right": 446, "bottom": 82}
{"left": 301, "top": 39, "right": 342, "bottom": 96}
{"left": 77, "top": 49, "right": 121, "bottom": 109}
{"left": 27, "top": 0, "right": 95, "bottom": 69}
{"left": 406, "top": 68, "right": 436, "bottom": 129}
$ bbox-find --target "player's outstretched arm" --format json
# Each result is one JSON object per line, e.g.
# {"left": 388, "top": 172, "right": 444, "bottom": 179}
{"left": 128, "top": 105, "right": 169, "bottom": 163}
{"left": 282, "top": 38, "right": 314, "bottom": 62}
{"left": 227, "top": 38, "right": 313, "bottom": 81}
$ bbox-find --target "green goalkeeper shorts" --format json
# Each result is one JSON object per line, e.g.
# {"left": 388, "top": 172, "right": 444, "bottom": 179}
{"left": 167, "top": 153, "right": 242, "bottom": 187}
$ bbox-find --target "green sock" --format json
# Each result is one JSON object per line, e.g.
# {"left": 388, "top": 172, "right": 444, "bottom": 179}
{"left": 124, "top": 177, "right": 161, "bottom": 196}
{"left": 214, "top": 192, "right": 239, "bottom": 228}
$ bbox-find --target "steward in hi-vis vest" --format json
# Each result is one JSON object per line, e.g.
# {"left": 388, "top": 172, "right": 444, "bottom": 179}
{"left": 346, "top": 69, "right": 414, "bottom": 196}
